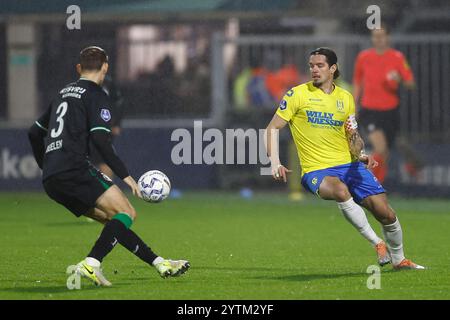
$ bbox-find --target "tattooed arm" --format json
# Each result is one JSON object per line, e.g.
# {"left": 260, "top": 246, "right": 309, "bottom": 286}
{"left": 345, "top": 115, "right": 378, "bottom": 169}
{"left": 348, "top": 130, "right": 365, "bottom": 158}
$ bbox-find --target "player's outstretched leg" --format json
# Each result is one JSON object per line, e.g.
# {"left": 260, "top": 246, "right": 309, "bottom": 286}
{"left": 80, "top": 186, "right": 190, "bottom": 284}
{"left": 337, "top": 198, "right": 391, "bottom": 266}
{"left": 75, "top": 216, "right": 128, "bottom": 286}
{"left": 77, "top": 210, "right": 135, "bottom": 286}
{"left": 361, "top": 193, "right": 425, "bottom": 270}
{"left": 319, "top": 177, "right": 389, "bottom": 265}
{"left": 117, "top": 227, "right": 190, "bottom": 278}
{"left": 86, "top": 208, "right": 190, "bottom": 278}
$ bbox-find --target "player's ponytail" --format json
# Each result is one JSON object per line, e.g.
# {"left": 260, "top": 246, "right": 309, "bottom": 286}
{"left": 333, "top": 64, "right": 340, "bottom": 80}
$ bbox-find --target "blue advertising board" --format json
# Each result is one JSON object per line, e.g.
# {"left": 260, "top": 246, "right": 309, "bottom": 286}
{"left": 0, "top": 128, "right": 218, "bottom": 191}
{"left": 1, "top": 127, "right": 449, "bottom": 197}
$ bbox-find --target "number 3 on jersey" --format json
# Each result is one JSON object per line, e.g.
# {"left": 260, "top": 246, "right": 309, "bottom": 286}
{"left": 51, "top": 102, "right": 68, "bottom": 138}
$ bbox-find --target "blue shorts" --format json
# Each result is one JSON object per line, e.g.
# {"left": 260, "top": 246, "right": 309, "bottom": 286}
{"left": 301, "top": 162, "right": 386, "bottom": 204}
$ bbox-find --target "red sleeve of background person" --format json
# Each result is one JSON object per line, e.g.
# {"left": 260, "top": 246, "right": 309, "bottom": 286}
{"left": 397, "top": 51, "right": 414, "bottom": 82}
{"left": 265, "top": 72, "right": 283, "bottom": 101}
{"left": 353, "top": 52, "right": 364, "bottom": 86}
{"left": 266, "top": 64, "right": 301, "bottom": 101}
{"left": 353, "top": 48, "right": 414, "bottom": 111}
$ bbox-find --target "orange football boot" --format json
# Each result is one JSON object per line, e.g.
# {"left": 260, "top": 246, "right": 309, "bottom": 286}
{"left": 375, "top": 241, "right": 391, "bottom": 266}
{"left": 393, "top": 258, "right": 425, "bottom": 270}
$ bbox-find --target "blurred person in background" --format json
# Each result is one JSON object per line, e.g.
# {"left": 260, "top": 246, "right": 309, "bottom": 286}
{"left": 133, "top": 55, "right": 181, "bottom": 116}
{"left": 179, "top": 55, "right": 210, "bottom": 115}
{"left": 246, "top": 54, "right": 274, "bottom": 109}
{"left": 233, "top": 64, "right": 253, "bottom": 110}
{"left": 233, "top": 51, "right": 304, "bottom": 199}
{"left": 152, "top": 56, "right": 181, "bottom": 114}
{"left": 266, "top": 53, "right": 302, "bottom": 103}
{"left": 353, "top": 25, "right": 423, "bottom": 184}
{"left": 233, "top": 53, "right": 270, "bottom": 110}
{"left": 234, "top": 51, "right": 302, "bottom": 111}
{"left": 265, "top": 53, "right": 303, "bottom": 200}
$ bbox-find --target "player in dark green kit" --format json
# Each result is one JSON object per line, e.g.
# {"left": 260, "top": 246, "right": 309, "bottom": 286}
{"left": 28, "top": 46, "right": 189, "bottom": 286}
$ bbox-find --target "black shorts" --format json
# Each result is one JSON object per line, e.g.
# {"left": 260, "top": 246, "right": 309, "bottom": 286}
{"left": 358, "top": 107, "right": 400, "bottom": 148}
{"left": 43, "top": 164, "right": 114, "bottom": 217}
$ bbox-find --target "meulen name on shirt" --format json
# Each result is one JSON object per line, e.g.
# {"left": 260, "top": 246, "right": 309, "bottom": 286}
{"left": 46, "top": 139, "right": 63, "bottom": 153}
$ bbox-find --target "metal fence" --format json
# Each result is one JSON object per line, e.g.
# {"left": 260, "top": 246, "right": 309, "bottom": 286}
{"left": 214, "top": 34, "right": 450, "bottom": 142}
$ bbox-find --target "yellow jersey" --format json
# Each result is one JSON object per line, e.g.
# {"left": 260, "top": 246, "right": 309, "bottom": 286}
{"left": 276, "top": 81, "right": 356, "bottom": 176}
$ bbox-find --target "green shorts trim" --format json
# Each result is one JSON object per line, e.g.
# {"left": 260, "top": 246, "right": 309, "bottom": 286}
{"left": 89, "top": 168, "right": 113, "bottom": 191}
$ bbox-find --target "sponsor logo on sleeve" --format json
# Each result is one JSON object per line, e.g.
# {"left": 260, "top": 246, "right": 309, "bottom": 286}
{"left": 100, "top": 108, "right": 111, "bottom": 122}
{"left": 279, "top": 99, "right": 287, "bottom": 111}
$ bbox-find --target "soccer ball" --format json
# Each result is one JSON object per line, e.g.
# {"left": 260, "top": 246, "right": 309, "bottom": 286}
{"left": 138, "top": 170, "right": 171, "bottom": 203}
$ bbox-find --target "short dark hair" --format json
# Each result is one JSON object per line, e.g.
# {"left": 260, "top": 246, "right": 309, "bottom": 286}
{"left": 79, "top": 46, "right": 108, "bottom": 71}
{"left": 310, "top": 47, "right": 340, "bottom": 79}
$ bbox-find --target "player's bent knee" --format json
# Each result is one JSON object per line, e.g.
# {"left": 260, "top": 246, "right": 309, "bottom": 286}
{"left": 119, "top": 203, "right": 137, "bottom": 221}
{"left": 114, "top": 208, "right": 136, "bottom": 221}
{"left": 375, "top": 203, "right": 397, "bottom": 225}
{"left": 384, "top": 212, "right": 397, "bottom": 225}
{"left": 333, "top": 186, "right": 351, "bottom": 202}
{"left": 127, "top": 207, "right": 137, "bottom": 220}
{"left": 380, "top": 216, "right": 396, "bottom": 225}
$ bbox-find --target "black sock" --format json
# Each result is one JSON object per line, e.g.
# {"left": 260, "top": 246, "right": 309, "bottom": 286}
{"left": 118, "top": 229, "right": 159, "bottom": 266}
{"left": 87, "top": 219, "right": 125, "bottom": 262}
{"left": 87, "top": 219, "right": 159, "bottom": 265}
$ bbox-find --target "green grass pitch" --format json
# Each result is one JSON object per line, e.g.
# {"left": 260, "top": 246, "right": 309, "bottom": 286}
{"left": 0, "top": 191, "right": 449, "bottom": 300}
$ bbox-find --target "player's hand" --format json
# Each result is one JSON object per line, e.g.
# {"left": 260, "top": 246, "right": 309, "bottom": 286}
{"left": 123, "top": 176, "right": 143, "bottom": 199}
{"left": 387, "top": 70, "right": 401, "bottom": 82}
{"left": 272, "top": 164, "right": 292, "bottom": 183}
{"left": 359, "top": 154, "right": 378, "bottom": 169}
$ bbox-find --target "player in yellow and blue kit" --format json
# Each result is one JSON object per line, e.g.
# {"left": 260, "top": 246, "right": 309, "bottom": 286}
{"left": 265, "top": 47, "right": 423, "bottom": 270}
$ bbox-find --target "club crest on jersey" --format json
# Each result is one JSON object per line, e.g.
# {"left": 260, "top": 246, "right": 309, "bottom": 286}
{"left": 279, "top": 99, "right": 287, "bottom": 110}
{"left": 100, "top": 108, "right": 111, "bottom": 122}
{"left": 336, "top": 100, "right": 344, "bottom": 112}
